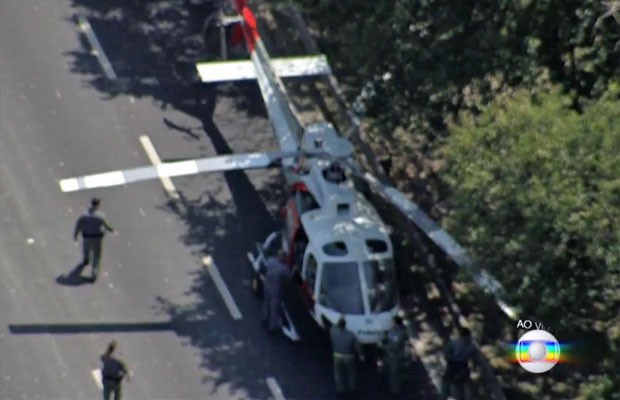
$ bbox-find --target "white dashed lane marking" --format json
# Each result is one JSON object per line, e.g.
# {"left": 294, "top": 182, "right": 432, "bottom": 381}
{"left": 266, "top": 377, "right": 286, "bottom": 400}
{"left": 91, "top": 369, "right": 103, "bottom": 391}
{"left": 203, "top": 256, "right": 242, "bottom": 320}
{"left": 76, "top": 15, "right": 117, "bottom": 80}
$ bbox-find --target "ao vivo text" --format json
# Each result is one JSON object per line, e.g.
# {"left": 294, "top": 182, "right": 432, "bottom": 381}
{"left": 516, "top": 320, "right": 550, "bottom": 332}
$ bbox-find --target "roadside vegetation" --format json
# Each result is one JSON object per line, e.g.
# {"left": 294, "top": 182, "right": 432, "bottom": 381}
{"left": 289, "top": 0, "right": 620, "bottom": 398}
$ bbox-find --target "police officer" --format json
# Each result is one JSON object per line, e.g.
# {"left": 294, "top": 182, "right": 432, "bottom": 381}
{"left": 74, "top": 198, "right": 116, "bottom": 282}
{"left": 330, "top": 316, "right": 362, "bottom": 399}
{"left": 100, "top": 339, "right": 130, "bottom": 400}
{"left": 261, "top": 250, "right": 294, "bottom": 333}
{"left": 441, "top": 327, "right": 475, "bottom": 400}
{"left": 383, "top": 314, "right": 408, "bottom": 395}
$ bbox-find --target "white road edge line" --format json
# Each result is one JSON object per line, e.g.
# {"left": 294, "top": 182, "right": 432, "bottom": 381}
{"left": 202, "top": 256, "right": 243, "bottom": 320}
{"left": 91, "top": 369, "right": 103, "bottom": 391}
{"left": 266, "top": 377, "right": 286, "bottom": 400}
{"left": 138, "top": 135, "right": 180, "bottom": 200}
{"left": 76, "top": 15, "right": 117, "bottom": 80}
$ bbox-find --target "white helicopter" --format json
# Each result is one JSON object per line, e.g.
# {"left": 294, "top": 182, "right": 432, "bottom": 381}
{"left": 59, "top": 0, "right": 401, "bottom": 345}
{"left": 246, "top": 123, "right": 399, "bottom": 344}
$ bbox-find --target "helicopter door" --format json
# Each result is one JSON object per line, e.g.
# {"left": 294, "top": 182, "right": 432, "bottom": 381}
{"left": 283, "top": 198, "right": 301, "bottom": 265}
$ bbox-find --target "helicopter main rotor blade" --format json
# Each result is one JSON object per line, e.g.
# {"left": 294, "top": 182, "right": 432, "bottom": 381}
{"left": 347, "top": 161, "right": 517, "bottom": 318}
{"left": 59, "top": 150, "right": 297, "bottom": 193}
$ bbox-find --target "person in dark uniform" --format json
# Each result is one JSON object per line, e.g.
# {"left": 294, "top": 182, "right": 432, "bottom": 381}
{"left": 382, "top": 314, "right": 409, "bottom": 395}
{"left": 74, "top": 198, "right": 116, "bottom": 282}
{"left": 330, "top": 316, "right": 363, "bottom": 399}
{"left": 441, "top": 327, "right": 475, "bottom": 400}
{"left": 100, "top": 339, "right": 130, "bottom": 400}
{"left": 261, "top": 250, "right": 294, "bottom": 333}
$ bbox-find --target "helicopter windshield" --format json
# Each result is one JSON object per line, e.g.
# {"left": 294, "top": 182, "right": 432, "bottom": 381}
{"left": 363, "top": 259, "right": 397, "bottom": 313}
{"left": 319, "top": 261, "right": 365, "bottom": 315}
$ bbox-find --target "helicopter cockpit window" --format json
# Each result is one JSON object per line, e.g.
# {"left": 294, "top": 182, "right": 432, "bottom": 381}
{"left": 319, "top": 262, "right": 365, "bottom": 315}
{"left": 362, "top": 259, "right": 397, "bottom": 313}
{"left": 322, "top": 241, "right": 348, "bottom": 256}
{"left": 366, "top": 239, "right": 388, "bottom": 253}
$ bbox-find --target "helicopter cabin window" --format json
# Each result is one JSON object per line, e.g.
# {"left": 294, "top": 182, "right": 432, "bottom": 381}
{"left": 362, "top": 259, "right": 397, "bottom": 313}
{"left": 295, "top": 190, "right": 319, "bottom": 214}
{"left": 319, "top": 262, "right": 365, "bottom": 315}
{"left": 336, "top": 203, "right": 350, "bottom": 215}
{"left": 303, "top": 253, "right": 318, "bottom": 293}
{"left": 366, "top": 239, "right": 388, "bottom": 253}
{"left": 322, "top": 241, "right": 348, "bottom": 256}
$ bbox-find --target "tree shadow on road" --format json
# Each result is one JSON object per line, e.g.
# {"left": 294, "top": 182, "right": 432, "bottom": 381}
{"left": 62, "top": 1, "right": 438, "bottom": 398}
{"left": 62, "top": 1, "right": 285, "bottom": 396}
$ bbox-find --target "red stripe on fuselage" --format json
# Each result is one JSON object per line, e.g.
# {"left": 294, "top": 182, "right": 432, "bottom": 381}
{"left": 232, "top": 0, "right": 259, "bottom": 52}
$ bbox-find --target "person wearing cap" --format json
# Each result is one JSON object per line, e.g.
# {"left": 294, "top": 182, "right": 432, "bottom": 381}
{"left": 330, "top": 316, "right": 362, "bottom": 399}
{"left": 441, "top": 327, "right": 475, "bottom": 400}
{"left": 100, "top": 339, "right": 130, "bottom": 400}
{"left": 261, "top": 249, "right": 295, "bottom": 333}
{"left": 74, "top": 198, "right": 116, "bottom": 282}
{"left": 383, "top": 314, "right": 409, "bottom": 395}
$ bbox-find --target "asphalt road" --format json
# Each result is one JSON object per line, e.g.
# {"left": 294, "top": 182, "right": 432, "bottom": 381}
{"left": 0, "top": 0, "right": 436, "bottom": 399}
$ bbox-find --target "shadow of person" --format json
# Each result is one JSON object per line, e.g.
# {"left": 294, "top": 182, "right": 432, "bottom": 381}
{"left": 56, "top": 263, "right": 90, "bottom": 286}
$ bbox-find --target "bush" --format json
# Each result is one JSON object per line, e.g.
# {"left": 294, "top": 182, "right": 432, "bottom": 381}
{"left": 440, "top": 86, "right": 620, "bottom": 397}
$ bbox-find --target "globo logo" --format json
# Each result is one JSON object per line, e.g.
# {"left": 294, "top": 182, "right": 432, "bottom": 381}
{"left": 515, "top": 330, "right": 560, "bottom": 373}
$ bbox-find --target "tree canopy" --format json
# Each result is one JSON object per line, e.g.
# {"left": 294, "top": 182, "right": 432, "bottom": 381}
{"left": 440, "top": 87, "right": 620, "bottom": 398}
{"left": 291, "top": 0, "right": 620, "bottom": 398}
{"left": 296, "top": 0, "right": 619, "bottom": 134}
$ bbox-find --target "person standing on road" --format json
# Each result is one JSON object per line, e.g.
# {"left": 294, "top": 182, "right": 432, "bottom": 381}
{"left": 261, "top": 249, "right": 294, "bottom": 333}
{"left": 441, "top": 327, "right": 475, "bottom": 400}
{"left": 100, "top": 339, "right": 130, "bottom": 400}
{"left": 382, "top": 314, "right": 409, "bottom": 395}
{"left": 330, "top": 316, "right": 363, "bottom": 400}
{"left": 74, "top": 197, "right": 116, "bottom": 282}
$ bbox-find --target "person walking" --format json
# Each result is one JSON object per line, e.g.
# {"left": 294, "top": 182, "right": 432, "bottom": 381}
{"left": 383, "top": 314, "right": 409, "bottom": 395}
{"left": 261, "top": 250, "right": 294, "bottom": 333}
{"left": 100, "top": 340, "right": 130, "bottom": 400}
{"left": 441, "top": 327, "right": 475, "bottom": 400}
{"left": 330, "top": 316, "right": 363, "bottom": 399}
{"left": 74, "top": 197, "right": 116, "bottom": 282}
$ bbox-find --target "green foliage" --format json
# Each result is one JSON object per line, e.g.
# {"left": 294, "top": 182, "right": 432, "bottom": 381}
{"left": 440, "top": 87, "right": 620, "bottom": 397}
{"left": 294, "top": 0, "right": 620, "bottom": 138}
{"left": 579, "top": 374, "right": 620, "bottom": 400}
{"left": 291, "top": 1, "right": 620, "bottom": 396}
